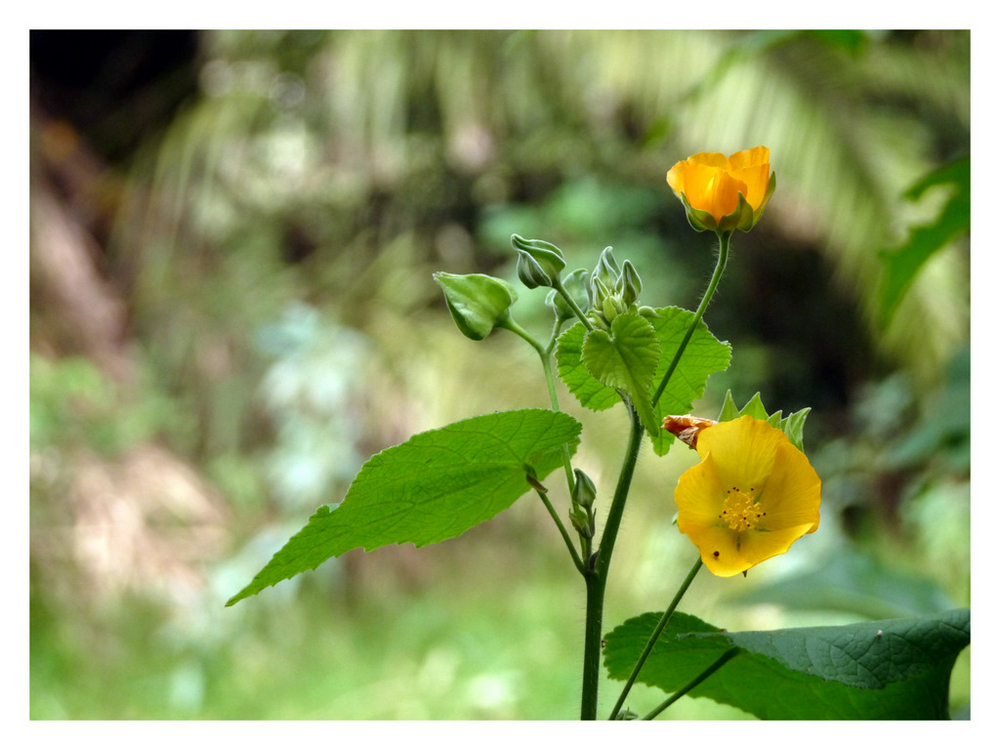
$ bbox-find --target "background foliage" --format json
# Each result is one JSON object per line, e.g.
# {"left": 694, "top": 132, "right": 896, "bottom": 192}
{"left": 30, "top": 29, "right": 970, "bottom": 719}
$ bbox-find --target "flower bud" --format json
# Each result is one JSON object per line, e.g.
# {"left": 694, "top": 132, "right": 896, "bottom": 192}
{"left": 590, "top": 275, "right": 612, "bottom": 309}
{"left": 546, "top": 268, "right": 591, "bottom": 321}
{"left": 666, "top": 147, "right": 775, "bottom": 235}
{"left": 511, "top": 234, "right": 566, "bottom": 288}
{"left": 619, "top": 259, "right": 643, "bottom": 306}
{"left": 433, "top": 272, "right": 518, "bottom": 341}
{"left": 569, "top": 504, "right": 594, "bottom": 540}
{"left": 571, "top": 468, "right": 597, "bottom": 510}
{"left": 591, "top": 246, "right": 620, "bottom": 291}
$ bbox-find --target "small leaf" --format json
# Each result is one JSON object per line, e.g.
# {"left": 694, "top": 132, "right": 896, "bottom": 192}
{"left": 647, "top": 308, "right": 731, "bottom": 456}
{"left": 604, "top": 608, "right": 969, "bottom": 719}
{"left": 227, "top": 409, "right": 582, "bottom": 606}
{"left": 555, "top": 321, "right": 621, "bottom": 412}
{"left": 556, "top": 307, "right": 731, "bottom": 455}
{"left": 582, "top": 312, "right": 660, "bottom": 434}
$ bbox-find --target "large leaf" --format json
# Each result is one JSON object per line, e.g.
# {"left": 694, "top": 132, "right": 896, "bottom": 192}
{"left": 556, "top": 306, "right": 730, "bottom": 455}
{"left": 604, "top": 608, "right": 969, "bottom": 719}
{"left": 878, "top": 157, "right": 970, "bottom": 327}
{"left": 227, "top": 409, "right": 581, "bottom": 606}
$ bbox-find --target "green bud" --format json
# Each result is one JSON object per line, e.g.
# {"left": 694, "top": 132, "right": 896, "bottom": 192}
{"left": 511, "top": 234, "right": 566, "bottom": 289}
{"left": 516, "top": 250, "right": 552, "bottom": 288}
{"left": 433, "top": 272, "right": 518, "bottom": 341}
{"left": 619, "top": 260, "right": 643, "bottom": 306}
{"left": 590, "top": 246, "right": 620, "bottom": 294}
{"left": 546, "top": 268, "right": 591, "bottom": 321}
{"left": 591, "top": 275, "right": 612, "bottom": 308}
{"left": 571, "top": 469, "right": 597, "bottom": 510}
{"left": 638, "top": 305, "right": 660, "bottom": 319}
{"left": 602, "top": 295, "right": 623, "bottom": 323}
{"left": 568, "top": 504, "right": 594, "bottom": 539}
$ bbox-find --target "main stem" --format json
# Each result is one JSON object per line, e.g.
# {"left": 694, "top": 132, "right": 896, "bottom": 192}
{"left": 580, "top": 230, "right": 732, "bottom": 720}
{"left": 580, "top": 406, "right": 644, "bottom": 720}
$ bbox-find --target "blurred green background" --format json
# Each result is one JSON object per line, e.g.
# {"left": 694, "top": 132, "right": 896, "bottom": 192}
{"left": 29, "top": 29, "right": 970, "bottom": 720}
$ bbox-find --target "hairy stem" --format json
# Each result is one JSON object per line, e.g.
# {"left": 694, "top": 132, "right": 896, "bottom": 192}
{"left": 609, "top": 556, "right": 703, "bottom": 719}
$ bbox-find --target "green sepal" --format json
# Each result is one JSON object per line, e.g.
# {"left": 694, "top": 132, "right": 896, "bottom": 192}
{"left": 433, "top": 272, "right": 518, "bottom": 341}
{"left": 718, "top": 390, "right": 811, "bottom": 452}
{"left": 678, "top": 174, "right": 774, "bottom": 235}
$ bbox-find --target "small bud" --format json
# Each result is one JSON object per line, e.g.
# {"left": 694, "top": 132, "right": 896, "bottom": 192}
{"left": 619, "top": 259, "right": 643, "bottom": 306}
{"left": 571, "top": 468, "right": 597, "bottom": 510}
{"left": 602, "top": 295, "right": 623, "bottom": 323}
{"left": 516, "top": 249, "right": 554, "bottom": 288}
{"left": 591, "top": 275, "right": 612, "bottom": 309}
{"left": 511, "top": 234, "right": 566, "bottom": 288}
{"left": 591, "top": 246, "right": 620, "bottom": 292}
{"left": 569, "top": 504, "right": 594, "bottom": 539}
{"left": 546, "top": 268, "right": 591, "bottom": 321}
{"left": 433, "top": 272, "right": 518, "bottom": 341}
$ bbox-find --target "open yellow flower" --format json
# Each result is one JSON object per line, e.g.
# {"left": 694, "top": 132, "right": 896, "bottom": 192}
{"left": 666, "top": 147, "right": 776, "bottom": 234}
{"left": 674, "top": 415, "right": 820, "bottom": 577}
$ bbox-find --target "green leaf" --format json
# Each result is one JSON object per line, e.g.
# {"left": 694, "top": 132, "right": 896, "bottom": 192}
{"left": 604, "top": 608, "right": 969, "bottom": 719}
{"left": 878, "top": 157, "right": 970, "bottom": 327}
{"left": 556, "top": 307, "right": 730, "bottom": 454}
{"left": 581, "top": 312, "right": 660, "bottom": 434}
{"left": 555, "top": 321, "right": 620, "bottom": 412}
{"left": 227, "top": 409, "right": 581, "bottom": 606}
{"left": 647, "top": 308, "right": 731, "bottom": 455}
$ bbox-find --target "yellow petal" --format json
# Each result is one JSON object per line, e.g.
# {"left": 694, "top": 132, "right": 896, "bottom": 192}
{"left": 682, "top": 525, "right": 748, "bottom": 577}
{"left": 728, "top": 146, "right": 769, "bottom": 170}
{"left": 757, "top": 442, "right": 822, "bottom": 533}
{"left": 738, "top": 522, "right": 818, "bottom": 567}
{"left": 675, "top": 452, "right": 725, "bottom": 530}
{"left": 729, "top": 163, "right": 772, "bottom": 210}
{"left": 688, "top": 151, "right": 732, "bottom": 170}
{"left": 666, "top": 161, "right": 687, "bottom": 195}
{"left": 696, "top": 416, "right": 785, "bottom": 495}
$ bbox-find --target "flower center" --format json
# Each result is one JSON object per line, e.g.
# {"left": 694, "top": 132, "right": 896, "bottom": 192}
{"left": 719, "top": 487, "right": 765, "bottom": 532}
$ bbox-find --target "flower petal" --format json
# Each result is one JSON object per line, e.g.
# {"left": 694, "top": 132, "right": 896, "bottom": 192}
{"left": 729, "top": 163, "right": 772, "bottom": 211}
{"left": 738, "top": 523, "right": 819, "bottom": 567}
{"left": 689, "top": 151, "right": 732, "bottom": 170}
{"left": 757, "top": 442, "right": 821, "bottom": 532}
{"left": 728, "top": 146, "right": 769, "bottom": 170}
{"left": 675, "top": 452, "right": 725, "bottom": 529}
{"left": 682, "top": 525, "right": 747, "bottom": 577}
{"left": 695, "top": 416, "right": 784, "bottom": 494}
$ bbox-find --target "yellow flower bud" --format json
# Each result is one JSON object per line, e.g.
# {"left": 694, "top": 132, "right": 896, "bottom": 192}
{"left": 666, "top": 147, "right": 776, "bottom": 234}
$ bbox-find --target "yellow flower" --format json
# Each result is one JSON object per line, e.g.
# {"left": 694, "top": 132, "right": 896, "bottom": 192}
{"left": 666, "top": 147, "right": 776, "bottom": 234}
{"left": 674, "top": 415, "right": 820, "bottom": 577}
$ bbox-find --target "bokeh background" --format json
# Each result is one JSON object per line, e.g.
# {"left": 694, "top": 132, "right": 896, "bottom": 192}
{"left": 29, "top": 29, "right": 970, "bottom": 719}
